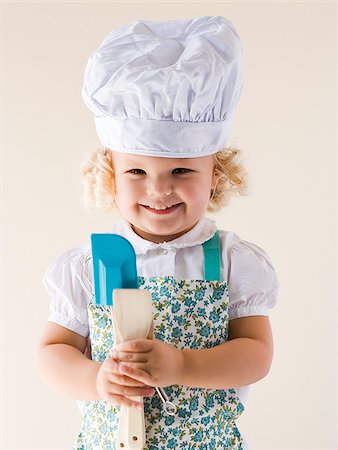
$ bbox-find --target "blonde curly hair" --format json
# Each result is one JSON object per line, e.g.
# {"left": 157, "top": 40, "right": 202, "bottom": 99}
{"left": 80, "top": 146, "right": 249, "bottom": 213}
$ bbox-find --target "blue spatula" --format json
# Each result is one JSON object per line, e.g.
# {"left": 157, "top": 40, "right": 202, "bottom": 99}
{"left": 91, "top": 234, "right": 138, "bottom": 305}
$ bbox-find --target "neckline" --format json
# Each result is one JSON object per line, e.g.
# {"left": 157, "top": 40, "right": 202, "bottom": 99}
{"left": 109, "top": 216, "right": 218, "bottom": 255}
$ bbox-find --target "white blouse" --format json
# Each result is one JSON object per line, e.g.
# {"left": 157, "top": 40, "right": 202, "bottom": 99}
{"left": 42, "top": 216, "right": 279, "bottom": 406}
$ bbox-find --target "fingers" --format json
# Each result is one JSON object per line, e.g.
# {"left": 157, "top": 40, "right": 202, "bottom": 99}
{"left": 104, "top": 357, "right": 148, "bottom": 387}
{"left": 106, "top": 382, "right": 155, "bottom": 399}
{"left": 105, "top": 394, "right": 145, "bottom": 409}
{"left": 110, "top": 349, "right": 149, "bottom": 363}
{"left": 97, "top": 358, "right": 156, "bottom": 408}
{"left": 116, "top": 338, "right": 153, "bottom": 353}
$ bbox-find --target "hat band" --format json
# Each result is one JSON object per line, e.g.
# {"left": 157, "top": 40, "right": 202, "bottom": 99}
{"left": 94, "top": 116, "right": 234, "bottom": 158}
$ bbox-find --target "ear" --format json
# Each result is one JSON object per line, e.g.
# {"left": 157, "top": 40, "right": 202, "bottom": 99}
{"left": 211, "top": 168, "right": 223, "bottom": 190}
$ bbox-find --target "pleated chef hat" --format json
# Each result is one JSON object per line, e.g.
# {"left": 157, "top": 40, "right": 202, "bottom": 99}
{"left": 82, "top": 16, "right": 244, "bottom": 158}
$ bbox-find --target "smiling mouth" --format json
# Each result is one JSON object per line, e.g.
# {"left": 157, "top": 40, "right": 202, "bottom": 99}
{"left": 140, "top": 203, "right": 183, "bottom": 214}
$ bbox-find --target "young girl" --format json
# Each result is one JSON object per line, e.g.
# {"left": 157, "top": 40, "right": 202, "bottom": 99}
{"left": 37, "top": 16, "right": 279, "bottom": 450}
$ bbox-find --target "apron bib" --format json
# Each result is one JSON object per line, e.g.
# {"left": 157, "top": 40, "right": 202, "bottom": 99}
{"left": 73, "top": 231, "right": 245, "bottom": 450}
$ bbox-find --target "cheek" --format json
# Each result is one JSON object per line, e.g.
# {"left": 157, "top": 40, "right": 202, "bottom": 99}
{"left": 183, "top": 177, "right": 211, "bottom": 200}
{"left": 115, "top": 180, "right": 144, "bottom": 210}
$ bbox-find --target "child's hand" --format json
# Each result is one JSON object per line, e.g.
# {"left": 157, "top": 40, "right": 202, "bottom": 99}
{"left": 96, "top": 355, "right": 156, "bottom": 408}
{"left": 112, "top": 338, "right": 185, "bottom": 388}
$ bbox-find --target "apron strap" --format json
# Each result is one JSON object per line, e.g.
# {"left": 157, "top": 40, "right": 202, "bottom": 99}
{"left": 202, "top": 230, "right": 221, "bottom": 281}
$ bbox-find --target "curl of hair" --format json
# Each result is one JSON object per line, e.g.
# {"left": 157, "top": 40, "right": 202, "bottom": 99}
{"left": 208, "top": 146, "right": 249, "bottom": 212}
{"left": 80, "top": 147, "right": 116, "bottom": 213}
{"left": 79, "top": 146, "right": 249, "bottom": 214}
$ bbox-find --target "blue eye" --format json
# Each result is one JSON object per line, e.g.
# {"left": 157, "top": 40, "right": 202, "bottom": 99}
{"left": 172, "top": 168, "right": 191, "bottom": 174}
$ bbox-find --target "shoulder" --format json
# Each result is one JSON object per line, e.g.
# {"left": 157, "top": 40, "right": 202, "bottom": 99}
{"left": 42, "top": 236, "right": 95, "bottom": 303}
{"left": 43, "top": 240, "right": 91, "bottom": 279}
{"left": 217, "top": 228, "right": 280, "bottom": 318}
{"left": 42, "top": 220, "right": 123, "bottom": 295}
{"left": 218, "top": 229, "right": 278, "bottom": 279}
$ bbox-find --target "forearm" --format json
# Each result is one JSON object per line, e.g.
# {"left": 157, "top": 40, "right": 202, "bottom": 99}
{"left": 179, "top": 338, "right": 272, "bottom": 389}
{"left": 36, "top": 343, "right": 101, "bottom": 400}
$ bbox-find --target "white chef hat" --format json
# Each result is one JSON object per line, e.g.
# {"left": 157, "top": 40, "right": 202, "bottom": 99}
{"left": 82, "top": 16, "right": 244, "bottom": 158}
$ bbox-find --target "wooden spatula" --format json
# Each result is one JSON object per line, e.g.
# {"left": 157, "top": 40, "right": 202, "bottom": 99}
{"left": 112, "top": 288, "right": 153, "bottom": 450}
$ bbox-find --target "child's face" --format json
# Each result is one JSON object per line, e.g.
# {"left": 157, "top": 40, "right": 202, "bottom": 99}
{"left": 111, "top": 151, "right": 220, "bottom": 243}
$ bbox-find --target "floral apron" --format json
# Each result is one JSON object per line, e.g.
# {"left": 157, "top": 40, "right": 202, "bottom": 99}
{"left": 73, "top": 231, "right": 246, "bottom": 449}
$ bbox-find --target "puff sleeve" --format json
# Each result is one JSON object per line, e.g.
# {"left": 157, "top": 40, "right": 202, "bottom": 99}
{"left": 42, "top": 246, "right": 93, "bottom": 337}
{"left": 227, "top": 237, "right": 279, "bottom": 320}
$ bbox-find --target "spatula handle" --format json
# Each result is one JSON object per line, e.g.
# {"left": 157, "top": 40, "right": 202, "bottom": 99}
{"left": 113, "top": 309, "right": 145, "bottom": 450}
{"left": 116, "top": 398, "right": 145, "bottom": 450}
{"left": 111, "top": 289, "right": 153, "bottom": 450}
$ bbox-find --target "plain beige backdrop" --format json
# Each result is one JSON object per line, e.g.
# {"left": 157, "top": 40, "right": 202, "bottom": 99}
{"left": 1, "top": 2, "right": 337, "bottom": 449}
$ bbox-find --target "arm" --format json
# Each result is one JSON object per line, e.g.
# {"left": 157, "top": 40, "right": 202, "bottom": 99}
{"left": 36, "top": 322, "right": 155, "bottom": 406}
{"left": 179, "top": 315, "right": 274, "bottom": 389}
{"left": 36, "top": 322, "right": 101, "bottom": 400}
{"left": 114, "top": 316, "right": 274, "bottom": 390}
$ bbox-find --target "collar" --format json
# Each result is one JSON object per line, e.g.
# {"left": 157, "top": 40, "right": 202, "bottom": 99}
{"left": 109, "top": 216, "right": 217, "bottom": 255}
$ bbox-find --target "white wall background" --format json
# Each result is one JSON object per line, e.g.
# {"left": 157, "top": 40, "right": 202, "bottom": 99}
{"left": 1, "top": 2, "right": 337, "bottom": 449}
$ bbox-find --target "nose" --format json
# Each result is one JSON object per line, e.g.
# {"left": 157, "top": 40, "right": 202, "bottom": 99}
{"left": 146, "top": 176, "right": 173, "bottom": 197}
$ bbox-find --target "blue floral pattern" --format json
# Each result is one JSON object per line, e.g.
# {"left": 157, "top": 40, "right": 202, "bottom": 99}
{"left": 73, "top": 276, "right": 245, "bottom": 449}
